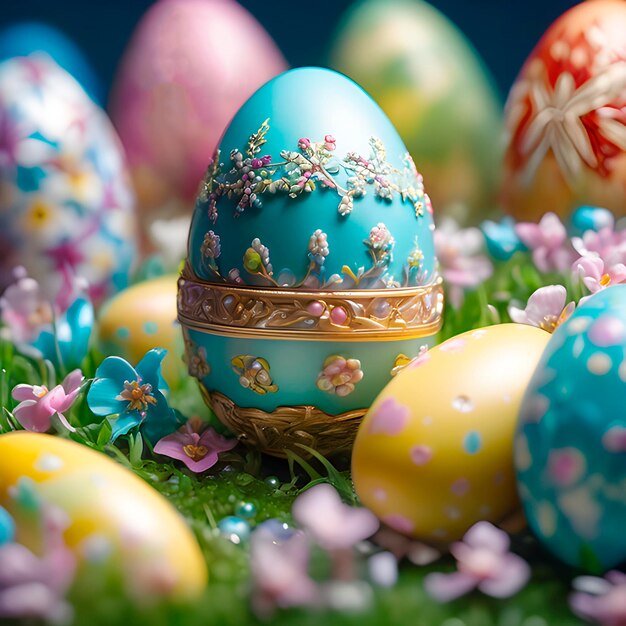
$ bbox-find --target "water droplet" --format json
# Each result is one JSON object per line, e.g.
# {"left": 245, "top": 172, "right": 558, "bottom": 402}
{"left": 452, "top": 395, "right": 474, "bottom": 413}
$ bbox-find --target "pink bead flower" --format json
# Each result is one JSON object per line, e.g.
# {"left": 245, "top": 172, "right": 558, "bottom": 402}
{"left": 292, "top": 484, "right": 379, "bottom": 551}
{"left": 424, "top": 522, "right": 530, "bottom": 602}
{"left": 434, "top": 218, "right": 493, "bottom": 308}
{"left": 153, "top": 417, "right": 237, "bottom": 473}
{"left": 11, "top": 370, "right": 83, "bottom": 433}
{"left": 316, "top": 356, "right": 363, "bottom": 397}
{"left": 508, "top": 285, "right": 575, "bottom": 332}
{"left": 570, "top": 571, "right": 626, "bottom": 626}
{"left": 324, "top": 135, "right": 336, "bottom": 151}
{"left": 515, "top": 212, "right": 575, "bottom": 273}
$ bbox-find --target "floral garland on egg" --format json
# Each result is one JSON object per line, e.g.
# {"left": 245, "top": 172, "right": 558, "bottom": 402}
{"left": 199, "top": 220, "right": 425, "bottom": 290}
{"left": 198, "top": 118, "right": 431, "bottom": 221}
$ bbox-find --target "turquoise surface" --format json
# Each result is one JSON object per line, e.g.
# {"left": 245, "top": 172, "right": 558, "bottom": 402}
{"left": 185, "top": 328, "right": 436, "bottom": 415}
{"left": 515, "top": 286, "right": 626, "bottom": 571}
{"left": 188, "top": 67, "right": 436, "bottom": 290}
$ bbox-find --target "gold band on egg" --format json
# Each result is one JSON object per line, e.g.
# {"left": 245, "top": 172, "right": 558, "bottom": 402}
{"left": 178, "top": 269, "right": 443, "bottom": 342}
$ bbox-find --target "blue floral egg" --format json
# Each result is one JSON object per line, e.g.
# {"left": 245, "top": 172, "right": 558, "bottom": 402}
{"left": 515, "top": 286, "right": 626, "bottom": 571}
{"left": 179, "top": 67, "right": 442, "bottom": 456}
{"left": 0, "top": 56, "right": 136, "bottom": 304}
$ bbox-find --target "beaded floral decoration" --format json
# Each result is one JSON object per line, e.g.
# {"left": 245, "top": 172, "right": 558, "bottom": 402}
{"left": 195, "top": 119, "right": 434, "bottom": 289}
{"left": 231, "top": 355, "right": 278, "bottom": 395}
{"left": 199, "top": 222, "right": 427, "bottom": 290}
{"left": 198, "top": 119, "right": 431, "bottom": 221}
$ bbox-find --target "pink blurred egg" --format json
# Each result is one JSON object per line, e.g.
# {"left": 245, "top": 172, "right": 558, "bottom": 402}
{"left": 109, "top": 0, "right": 287, "bottom": 240}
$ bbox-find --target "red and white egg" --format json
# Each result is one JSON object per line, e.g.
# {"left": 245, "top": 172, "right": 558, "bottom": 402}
{"left": 502, "top": 0, "right": 626, "bottom": 220}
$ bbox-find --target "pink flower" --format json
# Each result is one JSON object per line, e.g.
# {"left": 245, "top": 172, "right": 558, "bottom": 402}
{"left": 0, "top": 504, "right": 76, "bottom": 624}
{"left": 250, "top": 526, "right": 318, "bottom": 618}
{"left": 324, "top": 135, "right": 336, "bottom": 151}
{"left": 292, "top": 484, "right": 379, "bottom": 551}
{"left": 11, "top": 370, "right": 83, "bottom": 433}
{"left": 508, "top": 285, "right": 575, "bottom": 332}
{"left": 153, "top": 417, "right": 237, "bottom": 473}
{"left": 575, "top": 256, "right": 626, "bottom": 294}
{"left": 373, "top": 526, "right": 441, "bottom": 566}
{"left": 572, "top": 226, "right": 626, "bottom": 268}
{"left": 424, "top": 522, "right": 530, "bottom": 602}
{"left": 298, "top": 138, "right": 311, "bottom": 150}
{"left": 0, "top": 268, "right": 52, "bottom": 344}
{"left": 515, "top": 212, "right": 575, "bottom": 273}
{"left": 570, "top": 571, "right": 626, "bottom": 626}
{"left": 434, "top": 218, "right": 493, "bottom": 308}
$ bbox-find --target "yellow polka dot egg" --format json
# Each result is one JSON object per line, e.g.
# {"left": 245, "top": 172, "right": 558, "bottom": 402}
{"left": 352, "top": 324, "right": 551, "bottom": 543}
{"left": 98, "top": 275, "right": 185, "bottom": 387}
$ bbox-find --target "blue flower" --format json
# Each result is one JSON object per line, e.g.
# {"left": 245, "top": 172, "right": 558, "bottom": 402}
{"left": 480, "top": 218, "right": 526, "bottom": 261}
{"left": 570, "top": 205, "right": 615, "bottom": 235}
{"left": 32, "top": 297, "right": 94, "bottom": 370}
{"left": 0, "top": 506, "right": 14, "bottom": 545}
{"left": 87, "top": 348, "right": 178, "bottom": 444}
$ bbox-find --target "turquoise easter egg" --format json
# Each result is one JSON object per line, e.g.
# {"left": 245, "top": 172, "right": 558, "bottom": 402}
{"left": 179, "top": 67, "right": 443, "bottom": 457}
{"left": 515, "top": 286, "right": 626, "bottom": 571}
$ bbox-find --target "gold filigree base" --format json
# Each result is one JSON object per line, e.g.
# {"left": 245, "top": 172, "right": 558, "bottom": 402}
{"left": 200, "top": 387, "right": 366, "bottom": 458}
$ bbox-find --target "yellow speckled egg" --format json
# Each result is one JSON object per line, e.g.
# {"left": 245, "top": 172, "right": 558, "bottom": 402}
{"left": 352, "top": 324, "right": 550, "bottom": 543}
{"left": 98, "top": 275, "right": 184, "bottom": 387}
{"left": 0, "top": 432, "right": 207, "bottom": 597}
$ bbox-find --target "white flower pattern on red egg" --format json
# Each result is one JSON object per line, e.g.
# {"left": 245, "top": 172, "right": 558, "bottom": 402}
{"left": 506, "top": 24, "right": 626, "bottom": 187}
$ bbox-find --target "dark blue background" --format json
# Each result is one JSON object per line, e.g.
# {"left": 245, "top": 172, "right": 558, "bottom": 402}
{"left": 0, "top": 0, "right": 580, "bottom": 100}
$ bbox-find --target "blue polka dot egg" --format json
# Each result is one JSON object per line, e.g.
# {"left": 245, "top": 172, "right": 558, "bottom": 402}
{"left": 515, "top": 286, "right": 626, "bottom": 571}
{"left": 178, "top": 67, "right": 443, "bottom": 456}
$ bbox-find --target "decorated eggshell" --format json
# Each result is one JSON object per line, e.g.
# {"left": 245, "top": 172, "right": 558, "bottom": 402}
{"left": 0, "top": 22, "right": 103, "bottom": 102}
{"left": 330, "top": 0, "right": 503, "bottom": 222}
{"left": 98, "top": 275, "right": 184, "bottom": 387}
{"left": 109, "top": 0, "right": 287, "bottom": 240}
{"left": 515, "top": 286, "right": 626, "bottom": 571}
{"left": 352, "top": 324, "right": 550, "bottom": 542}
{"left": 503, "top": 0, "right": 626, "bottom": 221}
{"left": 179, "top": 67, "right": 443, "bottom": 456}
{"left": 0, "top": 56, "right": 136, "bottom": 304}
{"left": 0, "top": 432, "right": 207, "bottom": 596}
